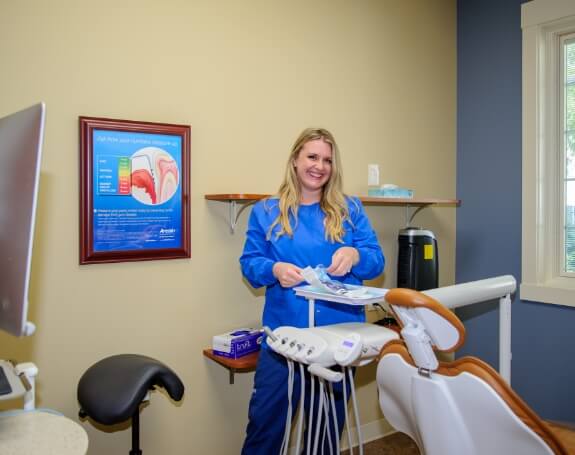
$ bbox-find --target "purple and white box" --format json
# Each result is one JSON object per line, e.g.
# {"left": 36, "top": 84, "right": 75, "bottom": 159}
{"left": 212, "top": 328, "right": 263, "bottom": 359}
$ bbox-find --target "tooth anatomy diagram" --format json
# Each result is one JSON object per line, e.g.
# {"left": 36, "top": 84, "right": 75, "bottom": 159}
{"left": 130, "top": 147, "right": 179, "bottom": 205}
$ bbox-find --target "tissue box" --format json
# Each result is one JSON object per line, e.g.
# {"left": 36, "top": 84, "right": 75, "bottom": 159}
{"left": 212, "top": 328, "right": 263, "bottom": 359}
{"left": 368, "top": 187, "right": 413, "bottom": 198}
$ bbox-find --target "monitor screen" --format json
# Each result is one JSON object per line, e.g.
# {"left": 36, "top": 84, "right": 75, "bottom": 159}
{"left": 0, "top": 103, "right": 45, "bottom": 337}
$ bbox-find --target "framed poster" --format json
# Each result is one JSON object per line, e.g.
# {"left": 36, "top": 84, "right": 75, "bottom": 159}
{"left": 79, "top": 117, "right": 190, "bottom": 264}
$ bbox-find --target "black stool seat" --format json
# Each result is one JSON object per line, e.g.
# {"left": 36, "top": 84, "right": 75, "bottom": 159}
{"left": 78, "top": 354, "right": 184, "bottom": 454}
{"left": 78, "top": 354, "right": 185, "bottom": 454}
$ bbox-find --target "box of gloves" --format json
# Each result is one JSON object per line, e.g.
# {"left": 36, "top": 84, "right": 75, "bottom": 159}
{"left": 212, "top": 328, "right": 263, "bottom": 359}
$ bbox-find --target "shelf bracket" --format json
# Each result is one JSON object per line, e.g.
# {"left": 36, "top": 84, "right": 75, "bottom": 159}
{"left": 405, "top": 204, "right": 429, "bottom": 227}
{"left": 228, "top": 200, "right": 257, "bottom": 234}
{"left": 229, "top": 201, "right": 238, "bottom": 234}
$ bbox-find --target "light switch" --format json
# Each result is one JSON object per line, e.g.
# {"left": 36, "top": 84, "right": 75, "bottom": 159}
{"left": 368, "top": 164, "right": 380, "bottom": 186}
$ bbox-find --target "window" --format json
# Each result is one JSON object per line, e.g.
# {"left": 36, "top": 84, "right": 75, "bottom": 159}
{"left": 562, "top": 35, "right": 575, "bottom": 275}
{"left": 521, "top": 0, "right": 575, "bottom": 307}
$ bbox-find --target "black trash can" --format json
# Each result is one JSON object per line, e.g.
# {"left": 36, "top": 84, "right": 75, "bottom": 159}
{"left": 397, "top": 227, "right": 438, "bottom": 291}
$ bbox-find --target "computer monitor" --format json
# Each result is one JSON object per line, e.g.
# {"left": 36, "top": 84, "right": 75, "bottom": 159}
{"left": 0, "top": 103, "right": 45, "bottom": 337}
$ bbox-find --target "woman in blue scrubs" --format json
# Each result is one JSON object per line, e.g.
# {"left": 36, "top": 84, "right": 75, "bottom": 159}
{"left": 240, "top": 128, "right": 384, "bottom": 454}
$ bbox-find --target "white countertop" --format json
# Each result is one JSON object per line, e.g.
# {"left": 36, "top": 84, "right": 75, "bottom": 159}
{"left": 0, "top": 410, "right": 88, "bottom": 455}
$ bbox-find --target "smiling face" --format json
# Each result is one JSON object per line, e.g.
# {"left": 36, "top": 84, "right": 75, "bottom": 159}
{"left": 293, "top": 138, "right": 333, "bottom": 203}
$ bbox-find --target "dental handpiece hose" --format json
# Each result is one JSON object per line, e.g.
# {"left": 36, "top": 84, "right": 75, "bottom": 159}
{"left": 348, "top": 367, "right": 364, "bottom": 455}
{"left": 280, "top": 360, "right": 295, "bottom": 455}
{"left": 342, "top": 373, "right": 353, "bottom": 455}
{"left": 312, "top": 379, "right": 325, "bottom": 455}
{"left": 328, "top": 382, "right": 340, "bottom": 455}
{"left": 295, "top": 363, "right": 306, "bottom": 455}
{"left": 321, "top": 385, "right": 333, "bottom": 455}
{"left": 307, "top": 365, "right": 343, "bottom": 455}
{"left": 262, "top": 326, "right": 278, "bottom": 342}
{"left": 307, "top": 376, "right": 315, "bottom": 455}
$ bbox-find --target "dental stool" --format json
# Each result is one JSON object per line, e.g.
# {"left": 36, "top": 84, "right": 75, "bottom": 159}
{"left": 376, "top": 288, "right": 573, "bottom": 455}
{"left": 77, "top": 354, "right": 185, "bottom": 455}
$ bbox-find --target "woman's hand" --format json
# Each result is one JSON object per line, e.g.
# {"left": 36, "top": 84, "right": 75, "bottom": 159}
{"left": 327, "top": 247, "right": 359, "bottom": 276}
{"left": 273, "top": 262, "right": 304, "bottom": 288}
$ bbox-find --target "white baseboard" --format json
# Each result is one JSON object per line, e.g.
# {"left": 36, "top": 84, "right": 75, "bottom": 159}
{"left": 289, "top": 418, "right": 395, "bottom": 454}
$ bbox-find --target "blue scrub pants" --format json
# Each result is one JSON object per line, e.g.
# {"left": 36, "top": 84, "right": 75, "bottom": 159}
{"left": 241, "top": 346, "right": 352, "bottom": 455}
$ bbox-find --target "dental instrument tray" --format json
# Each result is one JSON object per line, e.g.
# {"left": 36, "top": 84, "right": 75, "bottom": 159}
{"left": 294, "top": 285, "right": 388, "bottom": 306}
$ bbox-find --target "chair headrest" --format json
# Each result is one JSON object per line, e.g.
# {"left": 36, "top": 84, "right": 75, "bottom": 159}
{"left": 385, "top": 288, "right": 466, "bottom": 353}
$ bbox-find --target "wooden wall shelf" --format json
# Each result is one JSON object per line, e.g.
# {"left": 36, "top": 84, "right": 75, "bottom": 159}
{"left": 205, "top": 193, "right": 460, "bottom": 206}
{"left": 204, "top": 194, "right": 269, "bottom": 202}
{"left": 205, "top": 193, "right": 460, "bottom": 232}
{"left": 203, "top": 348, "right": 259, "bottom": 384}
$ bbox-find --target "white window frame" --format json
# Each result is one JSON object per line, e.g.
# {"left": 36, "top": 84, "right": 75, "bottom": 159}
{"left": 521, "top": 0, "right": 575, "bottom": 307}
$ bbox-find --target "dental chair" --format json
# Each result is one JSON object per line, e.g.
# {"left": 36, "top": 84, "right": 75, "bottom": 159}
{"left": 376, "top": 288, "right": 572, "bottom": 455}
{"left": 77, "top": 354, "right": 184, "bottom": 455}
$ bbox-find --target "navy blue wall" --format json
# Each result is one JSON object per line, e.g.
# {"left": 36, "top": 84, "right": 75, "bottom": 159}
{"left": 457, "top": 0, "right": 575, "bottom": 422}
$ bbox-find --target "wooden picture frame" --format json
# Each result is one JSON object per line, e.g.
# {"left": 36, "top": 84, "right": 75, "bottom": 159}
{"left": 79, "top": 116, "right": 190, "bottom": 264}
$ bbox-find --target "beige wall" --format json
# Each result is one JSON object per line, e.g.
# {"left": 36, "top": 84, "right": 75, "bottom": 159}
{"left": 0, "top": 1, "right": 456, "bottom": 453}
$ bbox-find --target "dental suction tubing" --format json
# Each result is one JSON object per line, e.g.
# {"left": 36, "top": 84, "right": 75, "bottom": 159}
{"left": 295, "top": 363, "right": 306, "bottom": 455}
{"left": 307, "top": 375, "right": 315, "bottom": 455}
{"left": 329, "top": 382, "right": 340, "bottom": 455}
{"left": 322, "top": 385, "right": 333, "bottom": 455}
{"left": 307, "top": 364, "right": 343, "bottom": 455}
{"left": 348, "top": 367, "right": 364, "bottom": 455}
{"left": 342, "top": 372, "right": 353, "bottom": 455}
{"left": 312, "top": 379, "right": 325, "bottom": 455}
{"left": 280, "top": 360, "right": 295, "bottom": 455}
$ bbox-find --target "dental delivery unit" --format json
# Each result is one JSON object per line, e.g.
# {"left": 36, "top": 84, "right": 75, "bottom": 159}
{"left": 261, "top": 273, "right": 569, "bottom": 455}
{"left": 266, "top": 322, "right": 398, "bottom": 455}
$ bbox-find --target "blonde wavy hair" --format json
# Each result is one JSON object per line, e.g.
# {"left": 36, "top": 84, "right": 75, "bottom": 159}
{"left": 268, "top": 128, "right": 349, "bottom": 243}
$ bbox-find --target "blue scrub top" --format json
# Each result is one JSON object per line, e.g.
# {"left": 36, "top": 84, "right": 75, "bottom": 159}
{"left": 240, "top": 196, "right": 385, "bottom": 330}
